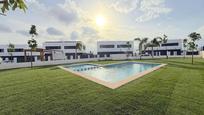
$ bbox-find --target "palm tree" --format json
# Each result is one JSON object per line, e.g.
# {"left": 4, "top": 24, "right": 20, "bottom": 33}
{"left": 161, "top": 34, "right": 168, "bottom": 59}
{"left": 7, "top": 43, "right": 15, "bottom": 62}
{"left": 134, "top": 37, "right": 148, "bottom": 60}
{"left": 183, "top": 38, "right": 188, "bottom": 59}
{"left": 28, "top": 25, "right": 38, "bottom": 68}
{"left": 0, "top": 0, "right": 27, "bottom": 16}
{"left": 188, "top": 32, "right": 202, "bottom": 64}
{"left": 126, "top": 41, "right": 131, "bottom": 58}
{"left": 146, "top": 37, "right": 162, "bottom": 58}
{"left": 75, "top": 42, "right": 83, "bottom": 59}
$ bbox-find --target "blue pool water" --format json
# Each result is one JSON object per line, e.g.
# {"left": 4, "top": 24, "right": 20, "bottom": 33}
{"left": 66, "top": 64, "right": 98, "bottom": 71}
{"left": 65, "top": 62, "right": 160, "bottom": 83}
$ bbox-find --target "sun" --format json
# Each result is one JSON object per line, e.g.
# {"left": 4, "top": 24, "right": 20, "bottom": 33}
{"left": 95, "top": 15, "right": 106, "bottom": 27}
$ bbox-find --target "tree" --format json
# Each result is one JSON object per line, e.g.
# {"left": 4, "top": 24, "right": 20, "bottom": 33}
{"left": 7, "top": 43, "right": 15, "bottom": 62}
{"left": 134, "top": 37, "right": 149, "bottom": 60}
{"left": 161, "top": 34, "right": 168, "bottom": 59}
{"left": 28, "top": 25, "right": 38, "bottom": 68}
{"left": 146, "top": 37, "right": 162, "bottom": 58}
{"left": 188, "top": 32, "right": 202, "bottom": 64}
{"left": 75, "top": 42, "right": 83, "bottom": 59}
{"left": 183, "top": 38, "right": 188, "bottom": 59}
{"left": 126, "top": 41, "right": 131, "bottom": 58}
{"left": 0, "top": 0, "right": 27, "bottom": 16}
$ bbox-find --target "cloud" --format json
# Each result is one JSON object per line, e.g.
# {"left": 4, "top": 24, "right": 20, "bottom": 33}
{"left": 70, "top": 26, "right": 100, "bottom": 42}
{"left": 68, "top": 26, "right": 101, "bottom": 52}
{"left": 197, "top": 26, "right": 204, "bottom": 33}
{"left": 70, "top": 31, "right": 79, "bottom": 40}
{"left": 82, "top": 26, "right": 98, "bottom": 35}
{"left": 0, "top": 24, "right": 12, "bottom": 33}
{"left": 46, "top": 27, "right": 64, "bottom": 36}
{"left": 110, "top": 0, "right": 172, "bottom": 22}
{"left": 135, "top": 0, "right": 172, "bottom": 22}
{"left": 16, "top": 30, "right": 29, "bottom": 37}
{"left": 111, "top": 0, "right": 139, "bottom": 13}
{"left": 197, "top": 26, "right": 204, "bottom": 37}
{"left": 49, "top": 7, "right": 79, "bottom": 25}
{"left": 81, "top": 26, "right": 101, "bottom": 47}
{"left": 48, "top": 0, "right": 82, "bottom": 25}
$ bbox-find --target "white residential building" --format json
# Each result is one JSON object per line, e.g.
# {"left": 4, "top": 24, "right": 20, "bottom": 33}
{"left": 97, "top": 41, "right": 134, "bottom": 57}
{"left": 145, "top": 39, "right": 183, "bottom": 56}
{"left": 145, "top": 39, "right": 200, "bottom": 56}
{"left": 0, "top": 44, "right": 41, "bottom": 63}
{"left": 43, "top": 41, "right": 87, "bottom": 59}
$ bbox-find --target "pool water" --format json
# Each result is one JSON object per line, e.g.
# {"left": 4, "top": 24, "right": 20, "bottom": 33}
{"left": 66, "top": 64, "right": 98, "bottom": 71}
{"left": 65, "top": 62, "right": 160, "bottom": 83}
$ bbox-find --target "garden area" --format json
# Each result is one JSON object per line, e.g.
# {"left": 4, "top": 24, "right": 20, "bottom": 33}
{"left": 0, "top": 58, "right": 204, "bottom": 115}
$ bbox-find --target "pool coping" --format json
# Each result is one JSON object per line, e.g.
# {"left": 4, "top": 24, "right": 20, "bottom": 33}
{"left": 58, "top": 62, "right": 167, "bottom": 89}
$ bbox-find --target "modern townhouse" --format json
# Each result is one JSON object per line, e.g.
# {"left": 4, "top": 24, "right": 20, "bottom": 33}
{"left": 97, "top": 41, "right": 134, "bottom": 57}
{"left": 0, "top": 44, "right": 41, "bottom": 63}
{"left": 43, "top": 41, "right": 91, "bottom": 60}
{"left": 145, "top": 39, "right": 200, "bottom": 56}
{"left": 145, "top": 39, "right": 184, "bottom": 56}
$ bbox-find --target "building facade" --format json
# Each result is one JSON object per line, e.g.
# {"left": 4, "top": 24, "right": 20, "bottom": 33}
{"left": 0, "top": 44, "right": 41, "bottom": 63}
{"left": 145, "top": 39, "right": 200, "bottom": 56}
{"left": 97, "top": 41, "right": 134, "bottom": 57}
{"left": 144, "top": 39, "right": 183, "bottom": 56}
{"left": 43, "top": 41, "right": 89, "bottom": 60}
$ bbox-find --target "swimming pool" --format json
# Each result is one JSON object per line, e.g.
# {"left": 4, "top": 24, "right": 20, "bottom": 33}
{"left": 60, "top": 62, "right": 166, "bottom": 89}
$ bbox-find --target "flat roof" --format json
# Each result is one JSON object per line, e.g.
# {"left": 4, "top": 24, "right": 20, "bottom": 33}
{"left": 44, "top": 41, "right": 81, "bottom": 43}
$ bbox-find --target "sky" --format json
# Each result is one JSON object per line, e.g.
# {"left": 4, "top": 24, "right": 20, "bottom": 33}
{"left": 0, "top": 0, "right": 204, "bottom": 52}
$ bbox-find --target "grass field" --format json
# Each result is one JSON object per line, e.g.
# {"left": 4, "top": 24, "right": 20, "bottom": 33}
{"left": 0, "top": 58, "right": 204, "bottom": 115}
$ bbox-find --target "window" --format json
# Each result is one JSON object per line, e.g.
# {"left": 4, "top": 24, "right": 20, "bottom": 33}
{"left": 14, "top": 49, "right": 24, "bottom": 52}
{"left": 100, "top": 45, "right": 114, "bottom": 48}
{"left": 64, "top": 46, "right": 76, "bottom": 49}
{"left": 0, "top": 49, "right": 4, "bottom": 52}
{"left": 117, "top": 44, "right": 131, "bottom": 48}
{"left": 45, "top": 46, "right": 61, "bottom": 50}
{"left": 161, "top": 43, "right": 179, "bottom": 46}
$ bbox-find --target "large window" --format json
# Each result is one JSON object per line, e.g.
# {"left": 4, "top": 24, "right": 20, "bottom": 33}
{"left": 14, "top": 49, "right": 24, "bottom": 52}
{"left": 117, "top": 44, "right": 131, "bottom": 48}
{"left": 7, "top": 48, "right": 23, "bottom": 52}
{"left": 45, "top": 46, "right": 61, "bottom": 50}
{"left": 100, "top": 45, "right": 114, "bottom": 48}
{"left": 0, "top": 49, "right": 4, "bottom": 52}
{"left": 161, "top": 43, "right": 179, "bottom": 46}
{"left": 64, "top": 46, "right": 76, "bottom": 49}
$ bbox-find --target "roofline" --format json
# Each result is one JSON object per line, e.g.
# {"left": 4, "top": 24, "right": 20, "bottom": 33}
{"left": 43, "top": 41, "right": 82, "bottom": 44}
{"left": 97, "top": 40, "right": 133, "bottom": 42}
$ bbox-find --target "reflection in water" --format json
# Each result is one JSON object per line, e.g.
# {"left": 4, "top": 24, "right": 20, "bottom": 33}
{"left": 67, "top": 62, "right": 159, "bottom": 83}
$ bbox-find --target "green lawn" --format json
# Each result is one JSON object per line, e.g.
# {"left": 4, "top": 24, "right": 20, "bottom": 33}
{"left": 0, "top": 58, "right": 204, "bottom": 115}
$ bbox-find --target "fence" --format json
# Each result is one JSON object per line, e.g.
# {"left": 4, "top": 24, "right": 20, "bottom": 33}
{"left": 0, "top": 55, "right": 202, "bottom": 70}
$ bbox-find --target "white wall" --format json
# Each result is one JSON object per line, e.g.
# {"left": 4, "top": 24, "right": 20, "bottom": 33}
{"left": 52, "top": 50, "right": 66, "bottom": 60}
{"left": 0, "top": 44, "right": 41, "bottom": 56}
{"left": 201, "top": 51, "right": 204, "bottom": 58}
{"left": 146, "top": 39, "right": 183, "bottom": 51}
{"left": 0, "top": 58, "right": 98, "bottom": 70}
{"left": 0, "top": 55, "right": 202, "bottom": 70}
{"left": 97, "top": 41, "right": 134, "bottom": 53}
{"left": 43, "top": 41, "right": 86, "bottom": 54}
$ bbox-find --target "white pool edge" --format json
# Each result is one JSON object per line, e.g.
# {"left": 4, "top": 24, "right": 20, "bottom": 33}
{"left": 59, "top": 62, "right": 167, "bottom": 89}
